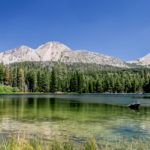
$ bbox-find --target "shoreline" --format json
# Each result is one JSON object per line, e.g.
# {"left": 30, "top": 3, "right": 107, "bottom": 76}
{"left": 0, "top": 92, "right": 150, "bottom": 96}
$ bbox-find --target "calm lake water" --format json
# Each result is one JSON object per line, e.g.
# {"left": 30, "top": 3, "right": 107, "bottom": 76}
{"left": 0, "top": 94, "right": 150, "bottom": 143}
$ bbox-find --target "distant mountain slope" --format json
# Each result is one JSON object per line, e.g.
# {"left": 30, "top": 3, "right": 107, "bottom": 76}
{"left": 128, "top": 53, "right": 150, "bottom": 66}
{"left": 36, "top": 42, "right": 72, "bottom": 61}
{"left": 0, "top": 41, "right": 127, "bottom": 67}
{"left": 0, "top": 45, "right": 40, "bottom": 64}
{"left": 60, "top": 50, "right": 126, "bottom": 67}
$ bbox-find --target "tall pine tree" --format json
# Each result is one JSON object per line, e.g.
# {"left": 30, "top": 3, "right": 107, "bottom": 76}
{"left": 50, "top": 67, "right": 57, "bottom": 92}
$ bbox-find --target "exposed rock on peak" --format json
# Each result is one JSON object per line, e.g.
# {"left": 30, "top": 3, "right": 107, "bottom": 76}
{"left": 17, "top": 45, "right": 30, "bottom": 49}
{"left": 36, "top": 41, "right": 72, "bottom": 61}
{"left": 60, "top": 49, "right": 127, "bottom": 67}
{"left": 0, "top": 45, "right": 40, "bottom": 64}
{"left": 0, "top": 41, "right": 128, "bottom": 67}
{"left": 128, "top": 53, "right": 150, "bottom": 66}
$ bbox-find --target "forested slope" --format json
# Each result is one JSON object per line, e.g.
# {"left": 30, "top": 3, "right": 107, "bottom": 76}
{"left": 0, "top": 62, "right": 150, "bottom": 93}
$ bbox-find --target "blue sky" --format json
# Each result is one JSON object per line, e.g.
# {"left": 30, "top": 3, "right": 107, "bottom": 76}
{"left": 0, "top": 0, "right": 150, "bottom": 61}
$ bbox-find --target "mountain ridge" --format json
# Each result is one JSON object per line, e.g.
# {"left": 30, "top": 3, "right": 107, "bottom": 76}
{"left": 128, "top": 53, "right": 150, "bottom": 66}
{"left": 0, "top": 41, "right": 128, "bottom": 67}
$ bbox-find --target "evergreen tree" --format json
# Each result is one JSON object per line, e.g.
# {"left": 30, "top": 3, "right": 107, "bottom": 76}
{"left": 89, "top": 80, "right": 93, "bottom": 93}
{"left": 17, "top": 68, "right": 25, "bottom": 92}
{"left": 50, "top": 67, "right": 57, "bottom": 92}
{"left": 40, "top": 72, "right": 50, "bottom": 92}
{"left": 26, "top": 71, "right": 37, "bottom": 92}
{"left": 0, "top": 61, "right": 150, "bottom": 93}
{"left": 70, "top": 72, "right": 78, "bottom": 92}
{"left": 0, "top": 64, "right": 4, "bottom": 84}
{"left": 96, "top": 79, "right": 103, "bottom": 93}
{"left": 12, "top": 67, "right": 18, "bottom": 87}
{"left": 3, "top": 67, "right": 10, "bottom": 85}
{"left": 77, "top": 72, "right": 84, "bottom": 93}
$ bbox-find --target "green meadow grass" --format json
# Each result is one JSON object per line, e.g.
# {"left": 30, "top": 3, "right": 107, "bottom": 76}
{"left": 0, "top": 136, "right": 150, "bottom": 150}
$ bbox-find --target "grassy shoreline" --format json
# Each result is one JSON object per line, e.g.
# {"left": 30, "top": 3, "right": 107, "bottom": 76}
{"left": 1, "top": 137, "right": 150, "bottom": 150}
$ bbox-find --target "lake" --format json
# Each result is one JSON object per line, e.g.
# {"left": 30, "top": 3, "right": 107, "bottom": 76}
{"left": 0, "top": 94, "right": 150, "bottom": 144}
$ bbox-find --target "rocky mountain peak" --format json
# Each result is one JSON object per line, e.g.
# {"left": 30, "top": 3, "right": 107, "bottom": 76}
{"left": 0, "top": 41, "right": 128, "bottom": 67}
{"left": 13, "top": 45, "right": 33, "bottom": 53}
{"left": 17, "top": 45, "right": 30, "bottom": 49}
{"left": 128, "top": 53, "right": 150, "bottom": 66}
{"left": 0, "top": 45, "right": 40, "bottom": 64}
{"left": 36, "top": 41, "right": 72, "bottom": 61}
{"left": 37, "top": 41, "right": 72, "bottom": 51}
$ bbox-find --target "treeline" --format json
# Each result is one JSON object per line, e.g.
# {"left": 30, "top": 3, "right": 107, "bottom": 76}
{"left": 0, "top": 62, "right": 150, "bottom": 93}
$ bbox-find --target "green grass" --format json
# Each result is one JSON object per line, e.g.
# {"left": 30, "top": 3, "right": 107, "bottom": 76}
{"left": 0, "top": 84, "right": 20, "bottom": 93}
{"left": 0, "top": 136, "right": 150, "bottom": 150}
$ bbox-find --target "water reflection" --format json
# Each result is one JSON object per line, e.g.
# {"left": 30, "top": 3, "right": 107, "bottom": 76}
{"left": 0, "top": 95, "right": 150, "bottom": 143}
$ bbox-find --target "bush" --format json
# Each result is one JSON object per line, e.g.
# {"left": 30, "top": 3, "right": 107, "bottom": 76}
{"left": 0, "top": 84, "right": 20, "bottom": 93}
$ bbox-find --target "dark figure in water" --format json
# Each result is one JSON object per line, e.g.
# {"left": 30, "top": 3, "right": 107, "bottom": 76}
{"left": 128, "top": 102, "right": 140, "bottom": 110}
